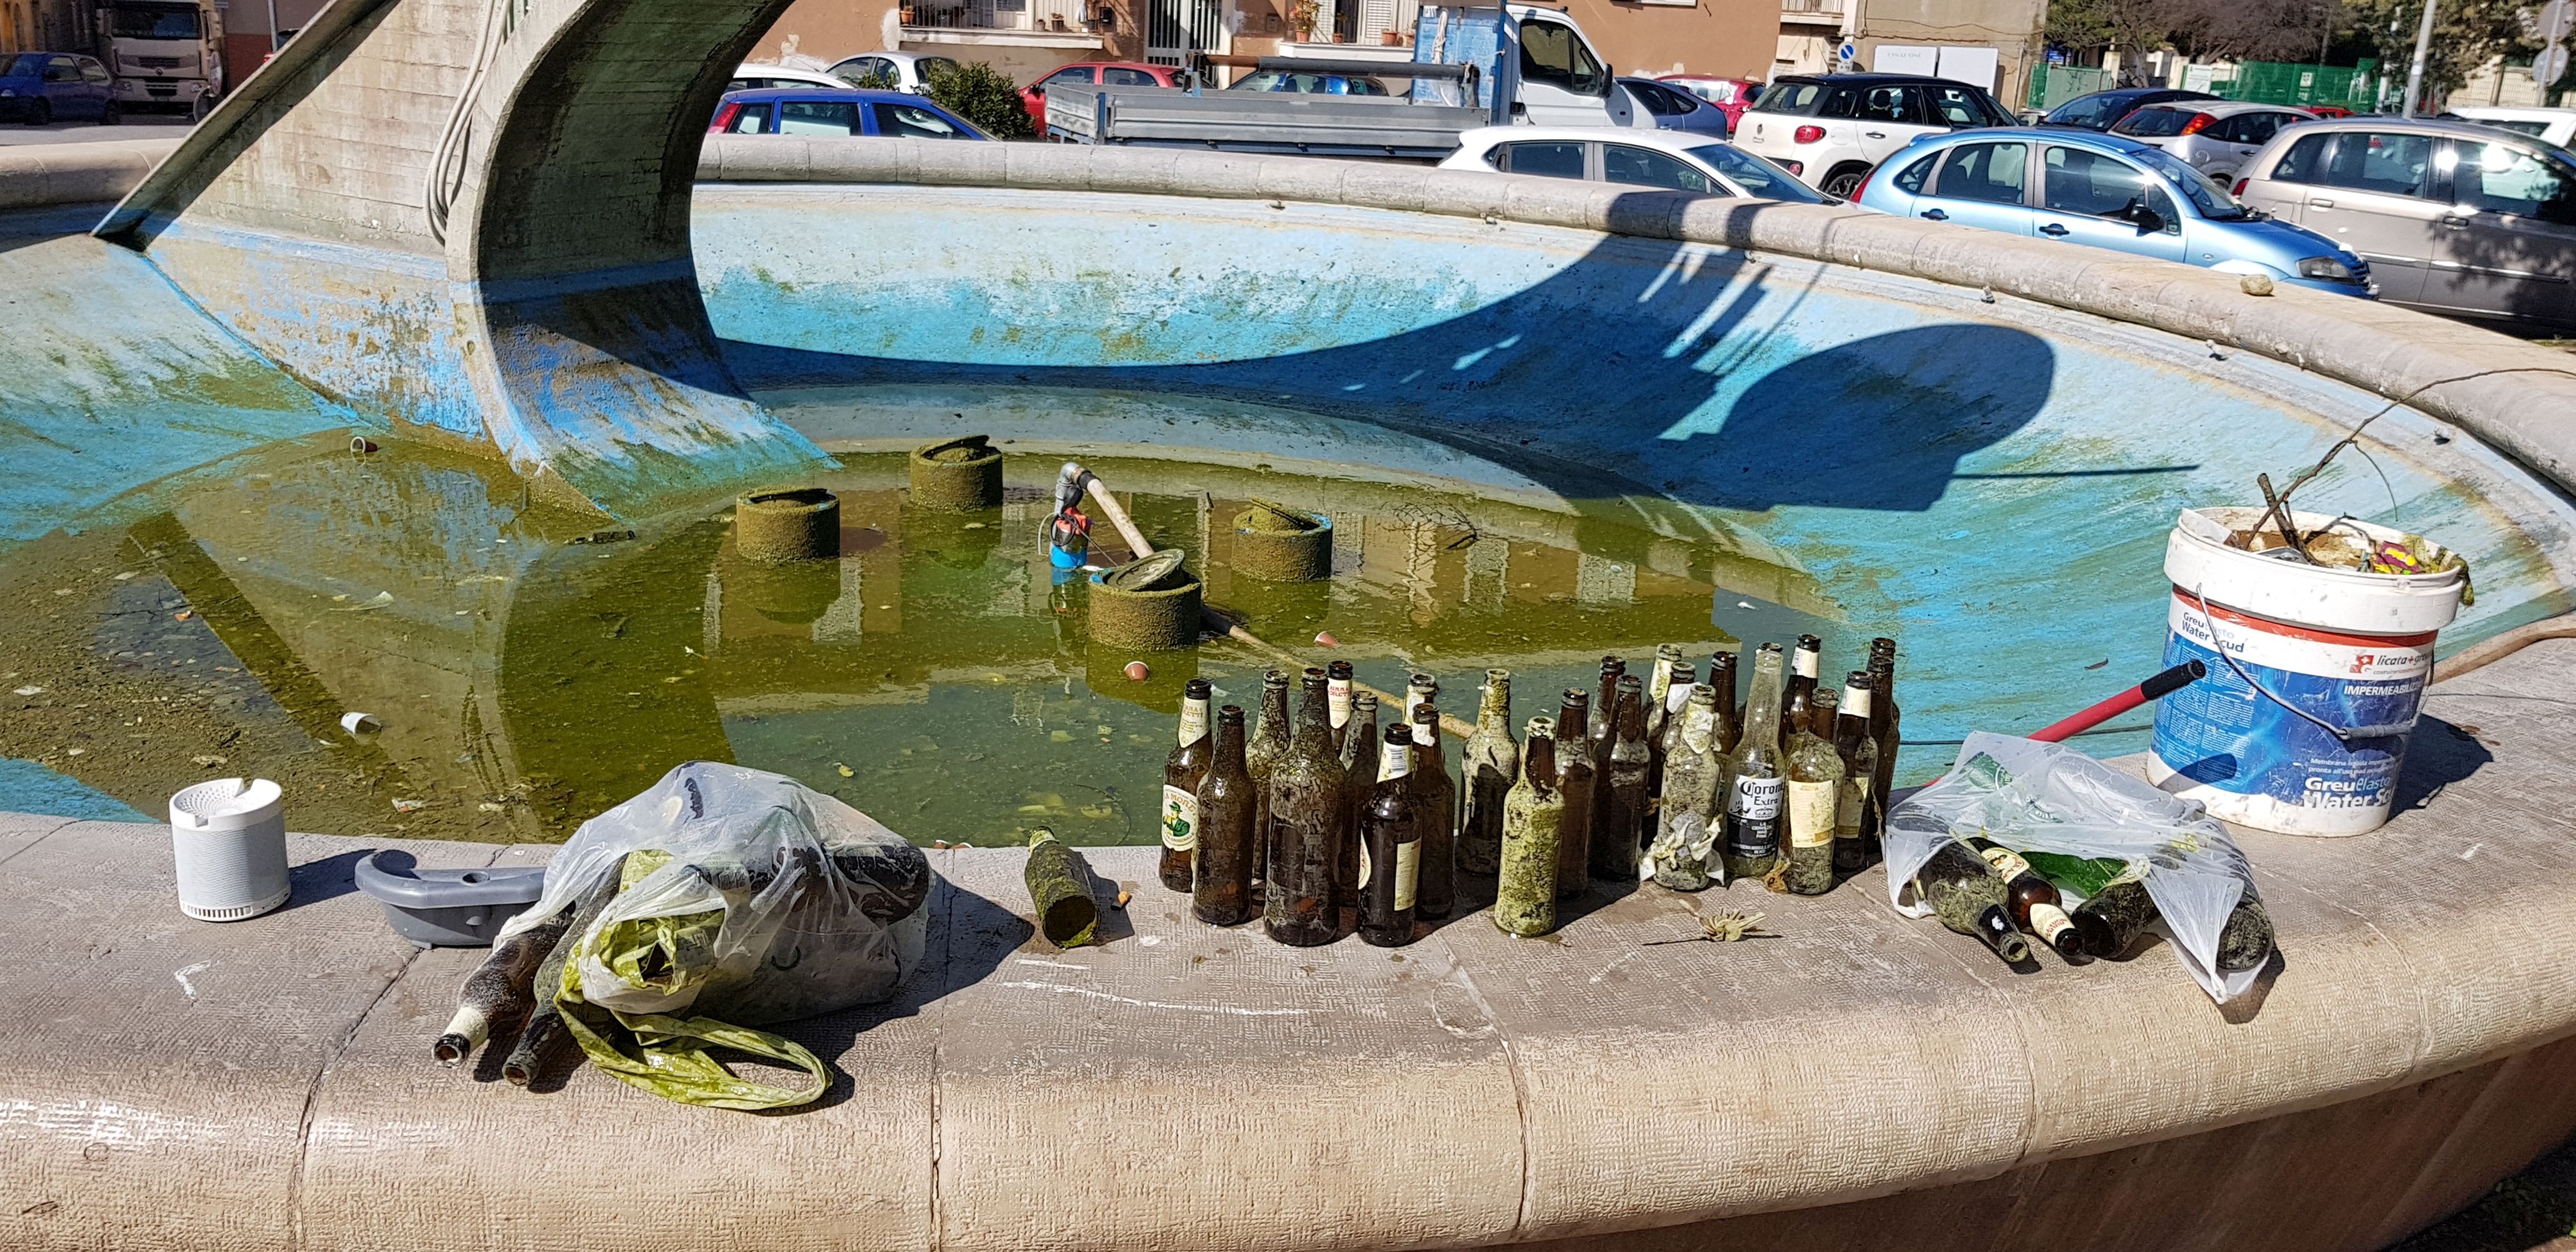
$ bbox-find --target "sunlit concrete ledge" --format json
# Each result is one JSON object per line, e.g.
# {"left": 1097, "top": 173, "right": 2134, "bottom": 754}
{"left": 1, "top": 639, "right": 2573, "bottom": 1251}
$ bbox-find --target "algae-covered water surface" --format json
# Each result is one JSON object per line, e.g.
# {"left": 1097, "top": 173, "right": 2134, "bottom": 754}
{"left": 0, "top": 423, "right": 1836, "bottom": 845}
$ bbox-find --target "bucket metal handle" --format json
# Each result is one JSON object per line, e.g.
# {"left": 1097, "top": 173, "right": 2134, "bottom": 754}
{"left": 2179, "top": 583, "right": 2422, "bottom": 743}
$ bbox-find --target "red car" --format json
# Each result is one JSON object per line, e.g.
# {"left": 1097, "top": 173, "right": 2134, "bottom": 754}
{"left": 1658, "top": 75, "right": 1763, "bottom": 130}
{"left": 1022, "top": 61, "right": 1189, "bottom": 127}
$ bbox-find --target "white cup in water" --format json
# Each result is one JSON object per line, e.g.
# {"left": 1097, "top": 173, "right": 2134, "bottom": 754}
{"left": 169, "top": 778, "right": 291, "bottom": 922}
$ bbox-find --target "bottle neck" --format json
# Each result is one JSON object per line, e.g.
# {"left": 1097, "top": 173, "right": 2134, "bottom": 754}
{"left": 1648, "top": 652, "right": 1676, "bottom": 702}
{"left": 1841, "top": 681, "right": 1873, "bottom": 719}
{"left": 1616, "top": 684, "right": 1646, "bottom": 735}
{"left": 1478, "top": 678, "right": 1511, "bottom": 729}
{"left": 1522, "top": 733, "right": 1556, "bottom": 787}
{"left": 1682, "top": 692, "right": 1718, "bottom": 752}
{"left": 1742, "top": 652, "right": 1786, "bottom": 745}
{"left": 1379, "top": 731, "right": 1411, "bottom": 781}
{"left": 1294, "top": 680, "right": 1333, "bottom": 749}
{"left": 1328, "top": 672, "right": 1354, "bottom": 729}
{"left": 1178, "top": 696, "right": 1209, "bottom": 747}
{"left": 1261, "top": 682, "right": 1291, "bottom": 734}
{"left": 1555, "top": 696, "right": 1587, "bottom": 741}
{"left": 1215, "top": 712, "right": 1247, "bottom": 762}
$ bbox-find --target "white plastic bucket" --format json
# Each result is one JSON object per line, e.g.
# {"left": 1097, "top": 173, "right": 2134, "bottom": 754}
{"left": 2148, "top": 507, "right": 2465, "bottom": 836}
{"left": 169, "top": 777, "right": 291, "bottom": 920}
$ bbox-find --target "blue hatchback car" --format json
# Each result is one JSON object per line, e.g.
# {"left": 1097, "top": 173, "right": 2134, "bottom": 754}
{"left": 709, "top": 88, "right": 989, "bottom": 140}
{"left": 0, "top": 52, "right": 118, "bottom": 126}
{"left": 1855, "top": 128, "right": 2373, "bottom": 296}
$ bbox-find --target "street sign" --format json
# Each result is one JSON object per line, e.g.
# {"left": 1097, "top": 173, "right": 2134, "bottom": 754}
{"left": 2538, "top": 41, "right": 2571, "bottom": 85}
{"left": 2539, "top": 0, "right": 2574, "bottom": 41}
{"left": 1839, "top": 40, "right": 1857, "bottom": 63}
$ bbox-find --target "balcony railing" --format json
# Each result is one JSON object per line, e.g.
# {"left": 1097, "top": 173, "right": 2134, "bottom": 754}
{"left": 903, "top": 0, "right": 1089, "bottom": 35}
{"left": 1781, "top": 0, "right": 1843, "bottom": 13}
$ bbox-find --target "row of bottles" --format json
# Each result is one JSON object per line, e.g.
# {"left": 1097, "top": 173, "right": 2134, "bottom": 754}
{"left": 1908, "top": 833, "right": 2275, "bottom": 970}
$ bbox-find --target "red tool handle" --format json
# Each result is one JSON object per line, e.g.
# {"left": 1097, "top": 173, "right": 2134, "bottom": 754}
{"left": 2026, "top": 659, "right": 2208, "bottom": 744}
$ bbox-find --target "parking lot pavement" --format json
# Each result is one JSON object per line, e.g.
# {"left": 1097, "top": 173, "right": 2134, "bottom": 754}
{"left": 0, "top": 117, "right": 194, "bottom": 146}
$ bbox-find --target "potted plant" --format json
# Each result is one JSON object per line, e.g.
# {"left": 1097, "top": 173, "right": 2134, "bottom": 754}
{"left": 1288, "top": 0, "right": 1317, "bottom": 41}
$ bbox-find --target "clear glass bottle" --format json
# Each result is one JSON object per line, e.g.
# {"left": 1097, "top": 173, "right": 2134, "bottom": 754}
{"left": 1551, "top": 690, "right": 1595, "bottom": 902}
{"left": 1494, "top": 719, "right": 1563, "bottom": 938}
{"left": 1457, "top": 669, "right": 1517, "bottom": 876}
{"left": 1192, "top": 705, "right": 1257, "bottom": 925}
{"left": 1781, "top": 692, "right": 1846, "bottom": 896}
{"left": 1648, "top": 683, "right": 1722, "bottom": 890}
{"left": 1245, "top": 670, "right": 1293, "bottom": 889}
{"left": 1643, "top": 643, "right": 1684, "bottom": 748}
{"left": 1357, "top": 723, "right": 1420, "bottom": 947}
{"left": 1263, "top": 668, "right": 1347, "bottom": 947}
{"left": 1407, "top": 703, "right": 1457, "bottom": 922}
{"left": 1832, "top": 671, "right": 1882, "bottom": 875}
{"left": 1721, "top": 643, "right": 1786, "bottom": 885}
{"left": 1602, "top": 675, "right": 1652, "bottom": 884}
{"left": 1160, "top": 677, "right": 1213, "bottom": 892}
{"left": 1650, "top": 660, "right": 1696, "bottom": 807}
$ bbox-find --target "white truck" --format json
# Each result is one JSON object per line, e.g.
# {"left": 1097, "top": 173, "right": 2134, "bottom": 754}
{"left": 1045, "top": 2, "right": 1638, "bottom": 160}
{"left": 95, "top": 0, "right": 224, "bottom": 119}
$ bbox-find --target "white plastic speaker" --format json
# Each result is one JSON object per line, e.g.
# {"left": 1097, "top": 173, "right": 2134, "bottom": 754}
{"left": 169, "top": 778, "right": 291, "bottom": 922}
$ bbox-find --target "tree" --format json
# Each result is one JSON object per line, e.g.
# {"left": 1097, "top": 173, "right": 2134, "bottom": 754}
{"left": 2165, "top": 0, "right": 2342, "bottom": 61}
{"left": 926, "top": 61, "right": 1037, "bottom": 139}
{"left": 2342, "top": 0, "right": 2531, "bottom": 98}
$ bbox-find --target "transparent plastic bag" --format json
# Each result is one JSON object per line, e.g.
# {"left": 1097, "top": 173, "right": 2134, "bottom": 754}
{"left": 497, "top": 762, "right": 935, "bottom": 1106}
{"left": 1883, "top": 733, "right": 2265, "bottom": 1004}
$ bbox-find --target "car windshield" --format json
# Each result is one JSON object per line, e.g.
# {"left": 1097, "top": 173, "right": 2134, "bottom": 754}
{"left": 4, "top": 53, "right": 44, "bottom": 76}
{"left": 2129, "top": 146, "right": 2249, "bottom": 217}
{"left": 2044, "top": 95, "right": 2126, "bottom": 129}
{"left": 1687, "top": 144, "right": 1830, "bottom": 202}
{"left": 107, "top": 3, "right": 200, "bottom": 37}
{"left": 1751, "top": 81, "right": 1824, "bottom": 115}
{"left": 2112, "top": 107, "right": 2202, "bottom": 138}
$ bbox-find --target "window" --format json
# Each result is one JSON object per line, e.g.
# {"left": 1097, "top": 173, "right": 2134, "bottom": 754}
{"left": 1628, "top": 82, "right": 1690, "bottom": 116}
{"left": 839, "top": 57, "right": 898, "bottom": 88}
{"left": 2312, "top": 132, "right": 2435, "bottom": 198}
{"left": 1891, "top": 151, "right": 1940, "bottom": 194}
{"left": 45, "top": 56, "right": 79, "bottom": 81}
{"left": 1934, "top": 141, "right": 2028, "bottom": 204}
{"left": 2269, "top": 132, "right": 2335, "bottom": 185}
{"left": 2042, "top": 93, "right": 2123, "bottom": 129}
{"left": 1690, "top": 144, "right": 1830, "bottom": 201}
{"left": 1496, "top": 141, "right": 1586, "bottom": 179}
{"left": 723, "top": 79, "right": 755, "bottom": 93}
{"left": 2450, "top": 141, "right": 2576, "bottom": 224}
{"left": 2476, "top": 119, "right": 2550, "bottom": 137}
{"left": 1043, "top": 66, "right": 1096, "bottom": 86}
{"left": 1925, "top": 84, "right": 2002, "bottom": 128}
{"left": 917, "top": 57, "right": 960, "bottom": 81}
{"left": 779, "top": 100, "right": 861, "bottom": 135}
{"left": 2043, "top": 145, "right": 2158, "bottom": 218}
{"left": 1102, "top": 66, "right": 1158, "bottom": 86}
{"left": 2131, "top": 146, "right": 2244, "bottom": 218}
{"left": 1518, "top": 21, "right": 1606, "bottom": 97}
{"left": 4, "top": 54, "right": 43, "bottom": 76}
{"left": 2112, "top": 107, "right": 2200, "bottom": 139}
{"left": 724, "top": 102, "right": 772, "bottom": 134}
{"left": 1752, "top": 80, "right": 1825, "bottom": 115}
{"left": 1604, "top": 145, "right": 1713, "bottom": 192}
{"left": 875, "top": 102, "right": 970, "bottom": 139}
{"left": 1828, "top": 84, "right": 1920, "bottom": 124}
{"left": 81, "top": 59, "right": 111, "bottom": 83}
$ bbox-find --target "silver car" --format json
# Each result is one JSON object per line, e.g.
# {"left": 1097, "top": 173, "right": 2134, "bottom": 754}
{"left": 2109, "top": 101, "right": 2317, "bottom": 181}
{"left": 2235, "top": 117, "right": 2576, "bottom": 329}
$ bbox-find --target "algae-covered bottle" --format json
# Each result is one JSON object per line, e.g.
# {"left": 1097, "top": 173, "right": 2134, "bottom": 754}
{"left": 1327, "top": 659, "right": 1356, "bottom": 752}
{"left": 1650, "top": 660, "right": 1696, "bottom": 804}
{"left": 1831, "top": 671, "right": 1882, "bottom": 876}
{"left": 1245, "top": 670, "right": 1293, "bottom": 887}
{"left": 1644, "top": 643, "right": 1684, "bottom": 751}
{"left": 1965, "top": 836, "right": 2080, "bottom": 959}
{"left": 1721, "top": 643, "right": 1787, "bottom": 885}
{"left": 1408, "top": 703, "right": 1458, "bottom": 922}
{"left": 1551, "top": 690, "right": 1596, "bottom": 903}
{"left": 1913, "top": 838, "right": 2032, "bottom": 964}
{"left": 1193, "top": 705, "right": 1257, "bottom": 926}
{"left": 1781, "top": 693, "right": 1846, "bottom": 896}
{"left": 1603, "top": 675, "right": 1653, "bottom": 883}
{"left": 1457, "top": 669, "right": 1518, "bottom": 875}
{"left": 1336, "top": 689, "right": 1378, "bottom": 907}
{"left": 1357, "top": 723, "right": 1420, "bottom": 948}
{"left": 1648, "top": 683, "right": 1722, "bottom": 890}
{"left": 1782, "top": 633, "right": 1823, "bottom": 741}
{"left": 1494, "top": 719, "right": 1563, "bottom": 938}
{"left": 1264, "top": 669, "right": 1347, "bottom": 947}
{"left": 1161, "top": 677, "right": 1214, "bottom": 892}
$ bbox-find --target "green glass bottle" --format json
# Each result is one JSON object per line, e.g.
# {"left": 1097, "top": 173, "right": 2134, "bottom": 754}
{"left": 1245, "top": 669, "right": 1293, "bottom": 889}
{"left": 1720, "top": 643, "right": 1787, "bottom": 885}
{"left": 1407, "top": 702, "right": 1457, "bottom": 922}
{"left": 1160, "top": 677, "right": 1213, "bottom": 892}
{"left": 1781, "top": 686, "right": 1846, "bottom": 896}
{"left": 1914, "top": 837, "right": 2032, "bottom": 964}
{"left": 1457, "top": 669, "right": 1518, "bottom": 876}
{"left": 1264, "top": 668, "right": 1347, "bottom": 947}
{"left": 1357, "top": 723, "right": 1420, "bottom": 948}
{"left": 1647, "top": 683, "right": 1722, "bottom": 890}
{"left": 1867, "top": 640, "right": 1901, "bottom": 834}
{"left": 1494, "top": 719, "right": 1563, "bottom": 938}
{"left": 1831, "top": 671, "right": 1882, "bottom": 876}
{"left": 1551, "top": 689, "right": 1595, "bottom": 902}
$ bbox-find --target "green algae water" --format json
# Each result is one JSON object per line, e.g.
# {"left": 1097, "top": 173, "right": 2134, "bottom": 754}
{"left": 0, "top": 422, "right": 1836, "bottom": 846}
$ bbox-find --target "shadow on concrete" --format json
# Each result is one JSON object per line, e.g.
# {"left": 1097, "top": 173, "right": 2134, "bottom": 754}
{"left": 279, "top": 846, "right": 372, "bottom": 913}
{"left": 2396, "top": 714, "right": 2500, "bottom": 817}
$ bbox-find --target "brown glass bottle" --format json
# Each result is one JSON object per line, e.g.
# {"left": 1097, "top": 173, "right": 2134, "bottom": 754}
{"left": 1457, "top": 669, "right": 1518, "bottom": 875}
{"left": 1264, "top": 669, "right": 1346, "bottom": 947}
{"left": 1650, "top": 660, "right": 1696, "bottom": 805}
{"left": 1244, "top": 670, "right": 1293, "bottom": 889}
{"left": 1965, "top": 837, "right": 2082, "bottom": 959}
{"left": 1551, "top": 690, "right": 1596, "bottom": 902}
{"left": 1868, "top": 641, "right": 1901, "bottom": 834}
{"left": 1585, "top": 656, "right": 1622, "bottom": 834}
{"left": 1357, "top": 723, "right": 1420, "bottom": 947}
{"left": 1335, "top": 690, "right": 1378, "bottom": 909}
{"left": 1781, "top": 634, "right": 1823, "bottom": 740}
{"left": 1494, "top": 722, "right": 1563, "bottom": 938}
{"left": 1706, "top": 649, "right": 1742, "bottom": 754}
{"left": 1914, "top": 837, "right": 2032, "bottom": 964}
{"left": 1192, "top": 706, "right": 1257, "bottom": 926}
{"left": 1326, "top": 659, "right": 1356, "bottom": 754}
{"left": 1831, "top": 671, "right": 1882, "bottom": 875}
{"left": 1602, "top": 675, "right": 1652, "bottom": 883}
{"left": 1407, "top": 703, "right": 1458, "bottom": 921}
{"left": 1160, "top": 677, "right": 1213, "bottom": 892}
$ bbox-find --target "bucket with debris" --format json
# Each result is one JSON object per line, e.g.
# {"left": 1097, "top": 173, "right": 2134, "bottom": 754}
{"left": 2149, "top": 506, "right": 2467, "bottom": 836}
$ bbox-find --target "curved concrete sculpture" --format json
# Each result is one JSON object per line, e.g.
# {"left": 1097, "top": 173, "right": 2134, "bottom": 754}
{"left": 1, "top": 637, "right": 2573, "bottom": 1250}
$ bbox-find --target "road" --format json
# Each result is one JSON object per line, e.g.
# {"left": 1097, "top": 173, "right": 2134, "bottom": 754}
{"left": 0, "top": 117, "right": 192, "bottom": 146}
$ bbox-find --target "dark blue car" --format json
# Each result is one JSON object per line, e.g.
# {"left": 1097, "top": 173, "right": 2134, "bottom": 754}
{"left": 1618, "top": 77, "right": 1729, "bottom": 137}
{"left": 2039, "top": 87, "right": 2220, "bottom": 132}
{"left": 707, "top": 87, "right": 988, "bottom": 140}
{"left": 1, "top": 52, "right": 118, "bottom": 126}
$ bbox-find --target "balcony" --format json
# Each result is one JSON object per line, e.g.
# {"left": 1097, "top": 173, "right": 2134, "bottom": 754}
{"left": 901, "top": 0, "right": 1104, "bottom": 47}
{"left": 1779, "top": 0, "right": 1844, "bottom": 25}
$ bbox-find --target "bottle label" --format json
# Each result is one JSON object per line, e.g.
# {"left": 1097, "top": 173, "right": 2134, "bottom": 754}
{"left": 1404, "top": 687, "right": 1429, "bottom": 726}
{"left": 1393, "top": 837, "right": 1420, "bottom": 911}
{"left": 1976, "top": 844, "right": 2034, "bottom": 882}
{"left": 1381, "top": 738, "right": 1411, "bottom": 781}
{"left": 1329, "top": 680, "right": 1353, "bottom": 729}
{"left": 1160, "top": 785, "right": 1198, "bottom": 852}
{"left": 1648, "top": 655, "right": 1675, "bottom": 703}
{"left": 1728, "top": 774, "right": 1783, "bottom": 821}
{"left": 1842, "top": 684, "right": 1873, "bottom": 718}
{"left": 1665, "top": 684, "right": 1692, "bottom": 715}
{"left": 1786, "top": 780, "right": 1836, "bottom": 848}
{"left": 1413, "top": 719, "right": 1438, "bottom": 747}
{"left": 2030, "top": 902, "right": 2076, "bottom": 948}
{"left": 1793, "top": 649, "right": 1818, "bottom": 680}
{"left": 1682, "top": 705, "right": 1715, "bottom": 754}
{"left": 1177, "top": 699, "right": 1209, "bottom": 747}
{"left": 1834, "top": 775, "right": 1869, "bottom": 833}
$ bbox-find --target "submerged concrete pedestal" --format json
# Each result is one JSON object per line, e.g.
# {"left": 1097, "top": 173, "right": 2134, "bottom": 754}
{"left": 1, "top": 641, "right": 2572, "bottom": 1251}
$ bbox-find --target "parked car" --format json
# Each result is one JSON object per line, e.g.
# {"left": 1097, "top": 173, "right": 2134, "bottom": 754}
{"left": 2446, "top": 105, "right": 2576, "bottom": 151}
{"left": 1020, "top": 61, "right": 1187, "bottom": 126}
{"left": 2108, "top": 100, "right": 2316, "bottom": 181}
{"left": 1735, "top": 72, "right": 2017, "bottom": 197}
{"left": 1225, "top": 69, "right": 1388, "bottom": 95}
{"left": 0, "top": 52, "right": 117, "bottom": 126}
{"left": 2234, "top": 116, "right": 2576, "bottom": 327}
{"left": 709, "top": 88, "right": 990, "bottom": 139}
{"left": 1857, "top": 127, "right": 2373, "bottom": 296}
{"left": 1658, "top": 75, "right": 1763, "bottom": 130}
{"left": 726, "top": 63, "right": 861, "bottom": 93}
{"left": 825, "top": 51, "right": 960, "bottom": 93}
{"left": 2037, "top": 86, "right": 2220, "bottom": 132}
{"left": 1618, "top": 76, "right": 1728, "bottom": 136}
{"left": 1441, "top": 126, "right": 1832, "bottom": 201}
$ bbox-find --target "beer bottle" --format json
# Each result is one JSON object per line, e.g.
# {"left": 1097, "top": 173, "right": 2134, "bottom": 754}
{"left": 1326, "top": 660, "right": 1356, "bottom": 753}
{"left": 2218, "top": 894, "right": 2274, "bottom": 973}
{"left": 1781, "top": 634, "right": 1823, "bottom": 739}
{"left": 1965, "top": 837, "right": 2082, "bottom": 959}
{"left": 1357, "top": 723, "right": 1420, "bottom": 948}
{"left": 1408, "top": 703, "right": 1458, "bottom": 922}
{"left": 1264, "top": 669, "right": 1347, "bottom": 947}
{"left": 1781, "top": 694, "right": 1845, "bottom": 896}
{"left": 1336, "top": 690, "right": 1379, "bottom": 908}
{"left": 1245, "top": 670, "right": 1293, "bottom": 888}
{"left": 1643, "top": 643, "right": 1684, "bottom": 750}
{"left": 1913, "top": 837, "right": 2032, "bottom": 964}
{"left": 1831, "top": 671, "right": 1882, "bottom": 875}
{"left": 1192, "top": 706, "right": 1257, "bottom": 926}
{"left": 1721, "top": 643, "right": 1788, "bottom": 884}
{"left": 1160, "top": 677, "right": 1213, "bottom": 892}
{"left": 1494, "top": 719, "right": 1563, "bottom": 938}
{"left": 1603, "top": 675, "right": 1653, "bottom": 883}
{"left": 1811, "top": 680, "right": 1839, "bottom": 743}
{"left": 1650, "top": 660, "right": 1696, "bottom": 804}
{"left": 1457, "top": 669, "right": 1518, "bottom": 876}
{"left": 1707, "top": 650, "right": 1741, "bottom": 754}
{"left": 1550, "top": 690, "right": 1596, "bottom": 902}
{"left": 2069, "top": 873, "right": 2154, "bottom": 959}
{"left": 1403, "top": 673, "right": 1438, "bottom": 728}
{"left": 1867, "top": 641, "right": 1901, "bottom": 833}
{"left": 1584, "top": 656, "right": 1623, "bottom": 836}
{"left": 1647, "top": 683, "right": 1722, "bottom": 890}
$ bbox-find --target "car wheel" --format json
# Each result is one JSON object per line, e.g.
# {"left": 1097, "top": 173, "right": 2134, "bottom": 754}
{"left": 190, "top": 92, "right": 213, "bottom": 121}
{"left": 27, "top": 98, "right": 50, "bottom": 126}
{"left": 1820, "top": 163, "right": 1869, "bottom": 199}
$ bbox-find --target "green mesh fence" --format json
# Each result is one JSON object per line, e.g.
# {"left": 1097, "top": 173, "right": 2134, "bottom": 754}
{"left": 2209, "top": 59, "right": 2381, "bottom": 109}
{"left": 2028, "top": 64, "right": 2113, "bottom": 111}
